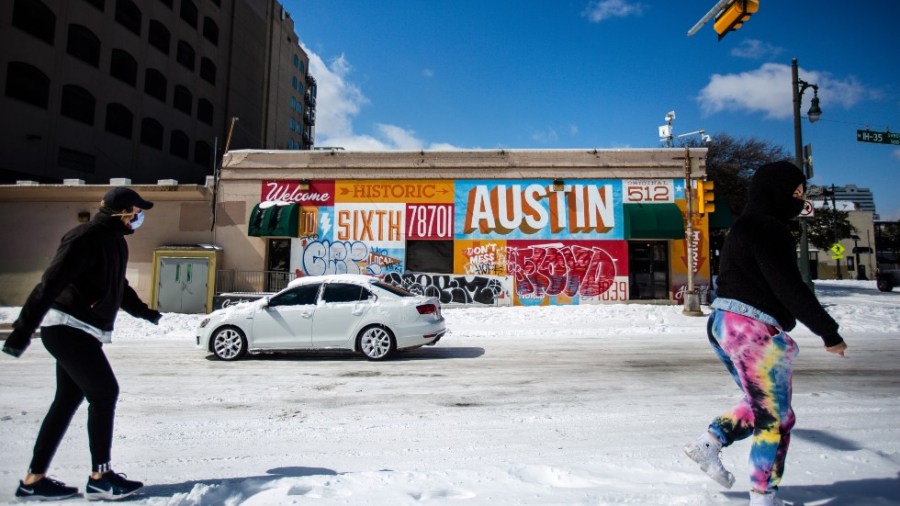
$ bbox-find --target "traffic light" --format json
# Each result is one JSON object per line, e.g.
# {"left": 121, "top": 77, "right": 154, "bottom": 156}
{"left": 713, "top": 0, "right": 759, "bottom": 40}
{"left": 697, "top": 179, "right": 715, "bottom": 214}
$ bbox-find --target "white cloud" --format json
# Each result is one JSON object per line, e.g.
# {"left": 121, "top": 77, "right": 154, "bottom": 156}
{"left": 531, "top": 128, "right": 559, "bottom": 143}
{"left": 302, "top": 44, "right": 457, "bottom": 151}
{"left": 730, "top": 39, "right": 783, "bottom": 60}
{"left": 697, "top": 63, "right": 870, "bottom": 120}
{"left": 569, "top": 124, "right": 579, "bottom": 136}
{"left": 583, "top": 0, "right": 644, "bottom": 23}
{"left": 423, "top": 68, "right": 434, "bottom": 78}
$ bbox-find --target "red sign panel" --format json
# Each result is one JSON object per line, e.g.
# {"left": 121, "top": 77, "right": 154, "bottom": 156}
{"left": 406, "top": 204, "right": 454, "bottom": 239}
{"left": 261, "top": 180, "right": 334, "bottom": 206}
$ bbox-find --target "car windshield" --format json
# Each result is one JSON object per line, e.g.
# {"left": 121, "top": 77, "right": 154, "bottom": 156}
{"left": 373, "top": 281, "right": 414, "bottom": 297}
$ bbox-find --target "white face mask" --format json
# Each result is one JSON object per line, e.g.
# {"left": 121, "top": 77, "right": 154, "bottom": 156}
{"left": 130, "top": 210, "right": 144, "bottom": 230}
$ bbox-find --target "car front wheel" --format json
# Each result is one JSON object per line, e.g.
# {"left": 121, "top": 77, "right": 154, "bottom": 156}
{"left": 877, "top": 278, "right": 894, "bottom": 292}
{"left": 357, "top": 325, "right": 396, "bottom": 361}
{"left": 211, "top": 326, "right": 248, "bottom": 361}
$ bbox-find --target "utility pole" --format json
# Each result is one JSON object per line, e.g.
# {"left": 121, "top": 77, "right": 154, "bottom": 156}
{"left": 682, "top": 146, "right": 703, "bottom": 316}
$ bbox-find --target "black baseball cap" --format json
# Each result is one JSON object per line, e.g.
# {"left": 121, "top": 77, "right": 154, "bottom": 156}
{"left": 102, "top": 187, "right": 154, "bottom": 210}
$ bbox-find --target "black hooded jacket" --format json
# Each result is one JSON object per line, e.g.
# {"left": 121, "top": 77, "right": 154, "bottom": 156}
{"left": 11, "top": 209, "right": 159, "bottom": 338}
{"left": 714, "top": 161, "right": 843, "bottom": 347}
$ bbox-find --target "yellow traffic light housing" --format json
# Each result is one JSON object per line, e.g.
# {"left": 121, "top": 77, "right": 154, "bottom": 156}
{"left": 697, "top": 180, "right": 715, "bottom": 214}
{"left": 713, "top": 0, "right": 759, "bottom": 40}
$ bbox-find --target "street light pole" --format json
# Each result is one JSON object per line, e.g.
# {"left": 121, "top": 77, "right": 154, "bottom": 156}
{"left": 792, "top": 58, "right": 819, "bottom": 291}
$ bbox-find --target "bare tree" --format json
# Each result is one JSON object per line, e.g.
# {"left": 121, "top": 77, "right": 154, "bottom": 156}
{"left": 683, "top": 133, "right": 791, "bottom": 218}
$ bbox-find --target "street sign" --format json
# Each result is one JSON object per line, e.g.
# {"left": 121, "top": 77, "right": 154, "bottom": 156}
{"left": 856, "top": 129, "right": 900, "bottom": 145}
{"left": 830, "top": 243, "right": 845, "bottom": 260}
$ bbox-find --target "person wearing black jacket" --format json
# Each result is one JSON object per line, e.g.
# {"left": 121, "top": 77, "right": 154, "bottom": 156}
{"left": 3, "top": 187, "right": 162, "bottom": 501}
{"left": 682, "top": 162, "right": 848, "bottom": 506}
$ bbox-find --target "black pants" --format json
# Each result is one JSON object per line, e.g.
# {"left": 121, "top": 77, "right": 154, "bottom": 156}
{"left": 29, "top": 325, "right": 119, "bottom": 474}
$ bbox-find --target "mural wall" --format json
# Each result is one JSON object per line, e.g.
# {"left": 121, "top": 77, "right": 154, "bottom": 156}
{"left": 258, "top": 178, "right": 710, "bottom": 306}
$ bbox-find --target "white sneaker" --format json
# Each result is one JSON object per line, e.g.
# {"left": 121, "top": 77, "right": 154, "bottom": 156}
{"left": 749, "top": 490, "right": 784, "bottom": 506}
{"left": 682, "top": 431, "right": 735, "bottom": 489}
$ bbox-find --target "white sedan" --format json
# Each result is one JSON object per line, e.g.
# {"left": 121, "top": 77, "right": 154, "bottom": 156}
{"left": 196, "top": 274, "right": 446, "bottom": 361}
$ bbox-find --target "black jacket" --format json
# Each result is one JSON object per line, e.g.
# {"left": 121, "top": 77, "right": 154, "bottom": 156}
{"left": 10, "top": 209, "right": 159, "bottom": 343}
{"left": 715, "top": 162, "right": 843, "bottom": 347}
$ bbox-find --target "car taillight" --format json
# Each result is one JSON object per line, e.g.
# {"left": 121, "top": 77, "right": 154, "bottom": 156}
{"left": 416, "top": 303, "right": 437, "bottom": 315}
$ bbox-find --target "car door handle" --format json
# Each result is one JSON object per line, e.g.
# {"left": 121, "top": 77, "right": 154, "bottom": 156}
{"left": 300, "top": 312, "right": 313, "bottom": 318}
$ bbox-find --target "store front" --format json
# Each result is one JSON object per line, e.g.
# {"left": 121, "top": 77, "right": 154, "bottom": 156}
{"left": 221, "top": 148, "right": 713, "bottom": 307}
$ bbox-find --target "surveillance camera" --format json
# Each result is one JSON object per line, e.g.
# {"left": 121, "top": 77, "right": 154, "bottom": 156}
{"left": 702, "top": 134, "right": 712, "bottom": 145}
{"left": 665, "top": 111, "right": 676, "bottom": 122}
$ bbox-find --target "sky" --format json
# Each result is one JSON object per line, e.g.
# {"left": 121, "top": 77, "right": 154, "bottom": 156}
{"left": 281, "top": 0, "right": 900, "bottom": 220}
{"left": 1, "top": 279, "right": 898, "bottom": 505}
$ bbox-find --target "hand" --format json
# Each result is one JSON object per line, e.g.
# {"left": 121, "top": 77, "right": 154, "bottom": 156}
{"left": 144, "top": 309, "right": 162, "bottom": 325}
{"left": 825, "top": 342, "right": 847, "bottom": 357}
{"left": 2, "top": 329, "right": 32, "bottom": 358}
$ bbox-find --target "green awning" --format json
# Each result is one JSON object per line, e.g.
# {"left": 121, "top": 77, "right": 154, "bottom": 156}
{"left": 248, "top": 203, "right": 300, "bottom": 237}
{"left": 623, "top": 203, "right": 685, "bottom": 239}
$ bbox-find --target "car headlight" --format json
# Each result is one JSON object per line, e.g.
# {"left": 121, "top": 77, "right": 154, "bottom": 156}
{"left": 199, "top": 317, "right": 211, "bottom": 328}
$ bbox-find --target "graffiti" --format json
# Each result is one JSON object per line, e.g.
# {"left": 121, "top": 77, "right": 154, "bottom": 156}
{"left": 462, "top": 243, "right": 507, "bottom": 276}
{"left": 675, "top": 283, "right": 710, "bottom": 303}
{"left": 302, "top": 240, "right": 369, "bottom": 275}
{"left": 509, "top": 243, "right": 618, "bottom": 298}
{"left": 381, "top": 273, "right": 511, "bottom": 306}
{"left": 301, "top": 240, "right": 404, "bottom": 277}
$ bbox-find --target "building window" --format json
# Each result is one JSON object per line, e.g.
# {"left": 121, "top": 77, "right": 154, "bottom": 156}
{"left": 58, "top": 147, "right": 96, "bottom": 172}
{"left": 179, "top": 0, "right": 197, "bottom": 28}
{"left": 109, "top": 49, "right": 137, "bottom": 86}
{"left": 299, "top": 61, "right": 305, "bottom": 74}
{"left": 202, "top": 17, "right": 218, "bottom": 45}
{"left": 60, "top": 85, "right": 95, "bottom": 125}
{"left": 12, "top": 0, "right": 56, "bottom": 45}
{"left": 194, "top": 140, "right": 211, "bottom": 167}
{"left": 197, "top": 98, "right": 213, "bottom": 125}
{"left": 292, "top": 54, "right": 299, "bottom": 68}
{"left": 81, "top": 0, "right": 104, "bottom": 11}
{"left": 105, "top": 103, "right": 133, "bottom": 138}
{"left": 140, "top": 117, "right": 163, "bottom": 149}
{"left": 143, "top": 68, "right": 166, "bottom": 102}
{"left": 199, "top": 57, "right": 216, "bottom": 84}
{"left": 291, "top": 76, "right": 297, "bottom": 90}
{"left": 176, "top": 40, "right": 195, "bottom": 71}
{"left": 290, "top": 96, "right": 296, "bottom": 110}
{"left": 406, "top": 240, "right": 454, "bottom": 273}
{"left": 148, "top": 20, "right": 170, "bottom": 54}
{"left": 114, "top": 0, "right": 141, "bottom": 35}
{"left": 66, "top": 24, "right": 100, "bottom": 67}
{"left": 173, "top": 85, "right": 192, "bottom": 115}
{"left": 170, "top": 130, "right": 189, "bottom": 159}
{"left": 5, "top": 62, "right": 49, "bottom": 108}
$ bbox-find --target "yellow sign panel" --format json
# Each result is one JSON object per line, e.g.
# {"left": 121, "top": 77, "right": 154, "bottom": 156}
{"left": 335, "top": 180, "right": 454, "bottom": 203}
{"left": 830, "top": 243, "right": 845, "bottom": 256}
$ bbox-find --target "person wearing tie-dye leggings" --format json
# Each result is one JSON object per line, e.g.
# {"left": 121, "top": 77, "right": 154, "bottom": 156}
{"left": 682, "top": 162, "right": 848, "bottom": 506}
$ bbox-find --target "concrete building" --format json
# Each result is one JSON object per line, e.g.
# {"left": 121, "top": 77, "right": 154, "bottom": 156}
{"left": 0, "top": 0, "right": 316, "bottom": 185}
{"left": 0, "top": 148, "right": 713, "bottom": 310}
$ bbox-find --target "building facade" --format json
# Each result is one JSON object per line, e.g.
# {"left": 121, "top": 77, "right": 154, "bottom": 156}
{"left": 0, "top": 149, "right": 712, "bottom": 309}
{"left": 0, "top": 0, "right": 316, "bottom": 185}
{"left": 213, "top": 149, "right": 713, "bottom": 307}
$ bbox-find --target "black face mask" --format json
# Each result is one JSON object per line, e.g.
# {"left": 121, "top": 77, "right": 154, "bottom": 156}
{"left": 788, "top": 197, "right": 806, "bottom": 219}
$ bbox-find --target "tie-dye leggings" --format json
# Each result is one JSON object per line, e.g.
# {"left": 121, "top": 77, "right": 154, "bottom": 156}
{"left": 705, "top": 308, "right": 799, "bottom": 492}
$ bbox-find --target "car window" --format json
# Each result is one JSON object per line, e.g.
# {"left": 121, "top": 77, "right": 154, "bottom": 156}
{"left": 321, "top": 283, "right": 372, "bottom": 303}
{"left": 373, "top": 281, "right": 414, "bottom": 297}
{"left": 269, "top": 283, "right": 320, "bottom": 306}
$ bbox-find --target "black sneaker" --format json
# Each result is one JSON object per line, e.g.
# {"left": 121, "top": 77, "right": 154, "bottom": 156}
{"left": 83, "top": 472, "right": 142, "bottom": 501}
{"left": 15, "top": 477, "right": 78, "bottom": 501}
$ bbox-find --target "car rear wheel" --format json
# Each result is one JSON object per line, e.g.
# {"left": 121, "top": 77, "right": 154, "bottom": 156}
{"left": 877, "top": 278, "right": 894, "bottom": 292}
{"left": 211, "top": 326, "right": 247, "bottom": 361}
{"left": 357, "top": 325, "right": 396, "bottom": 361}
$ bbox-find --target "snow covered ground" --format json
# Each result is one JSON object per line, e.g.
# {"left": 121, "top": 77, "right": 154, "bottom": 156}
{"left": 1, "top": 280, "right": 898, "bottom": 505}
